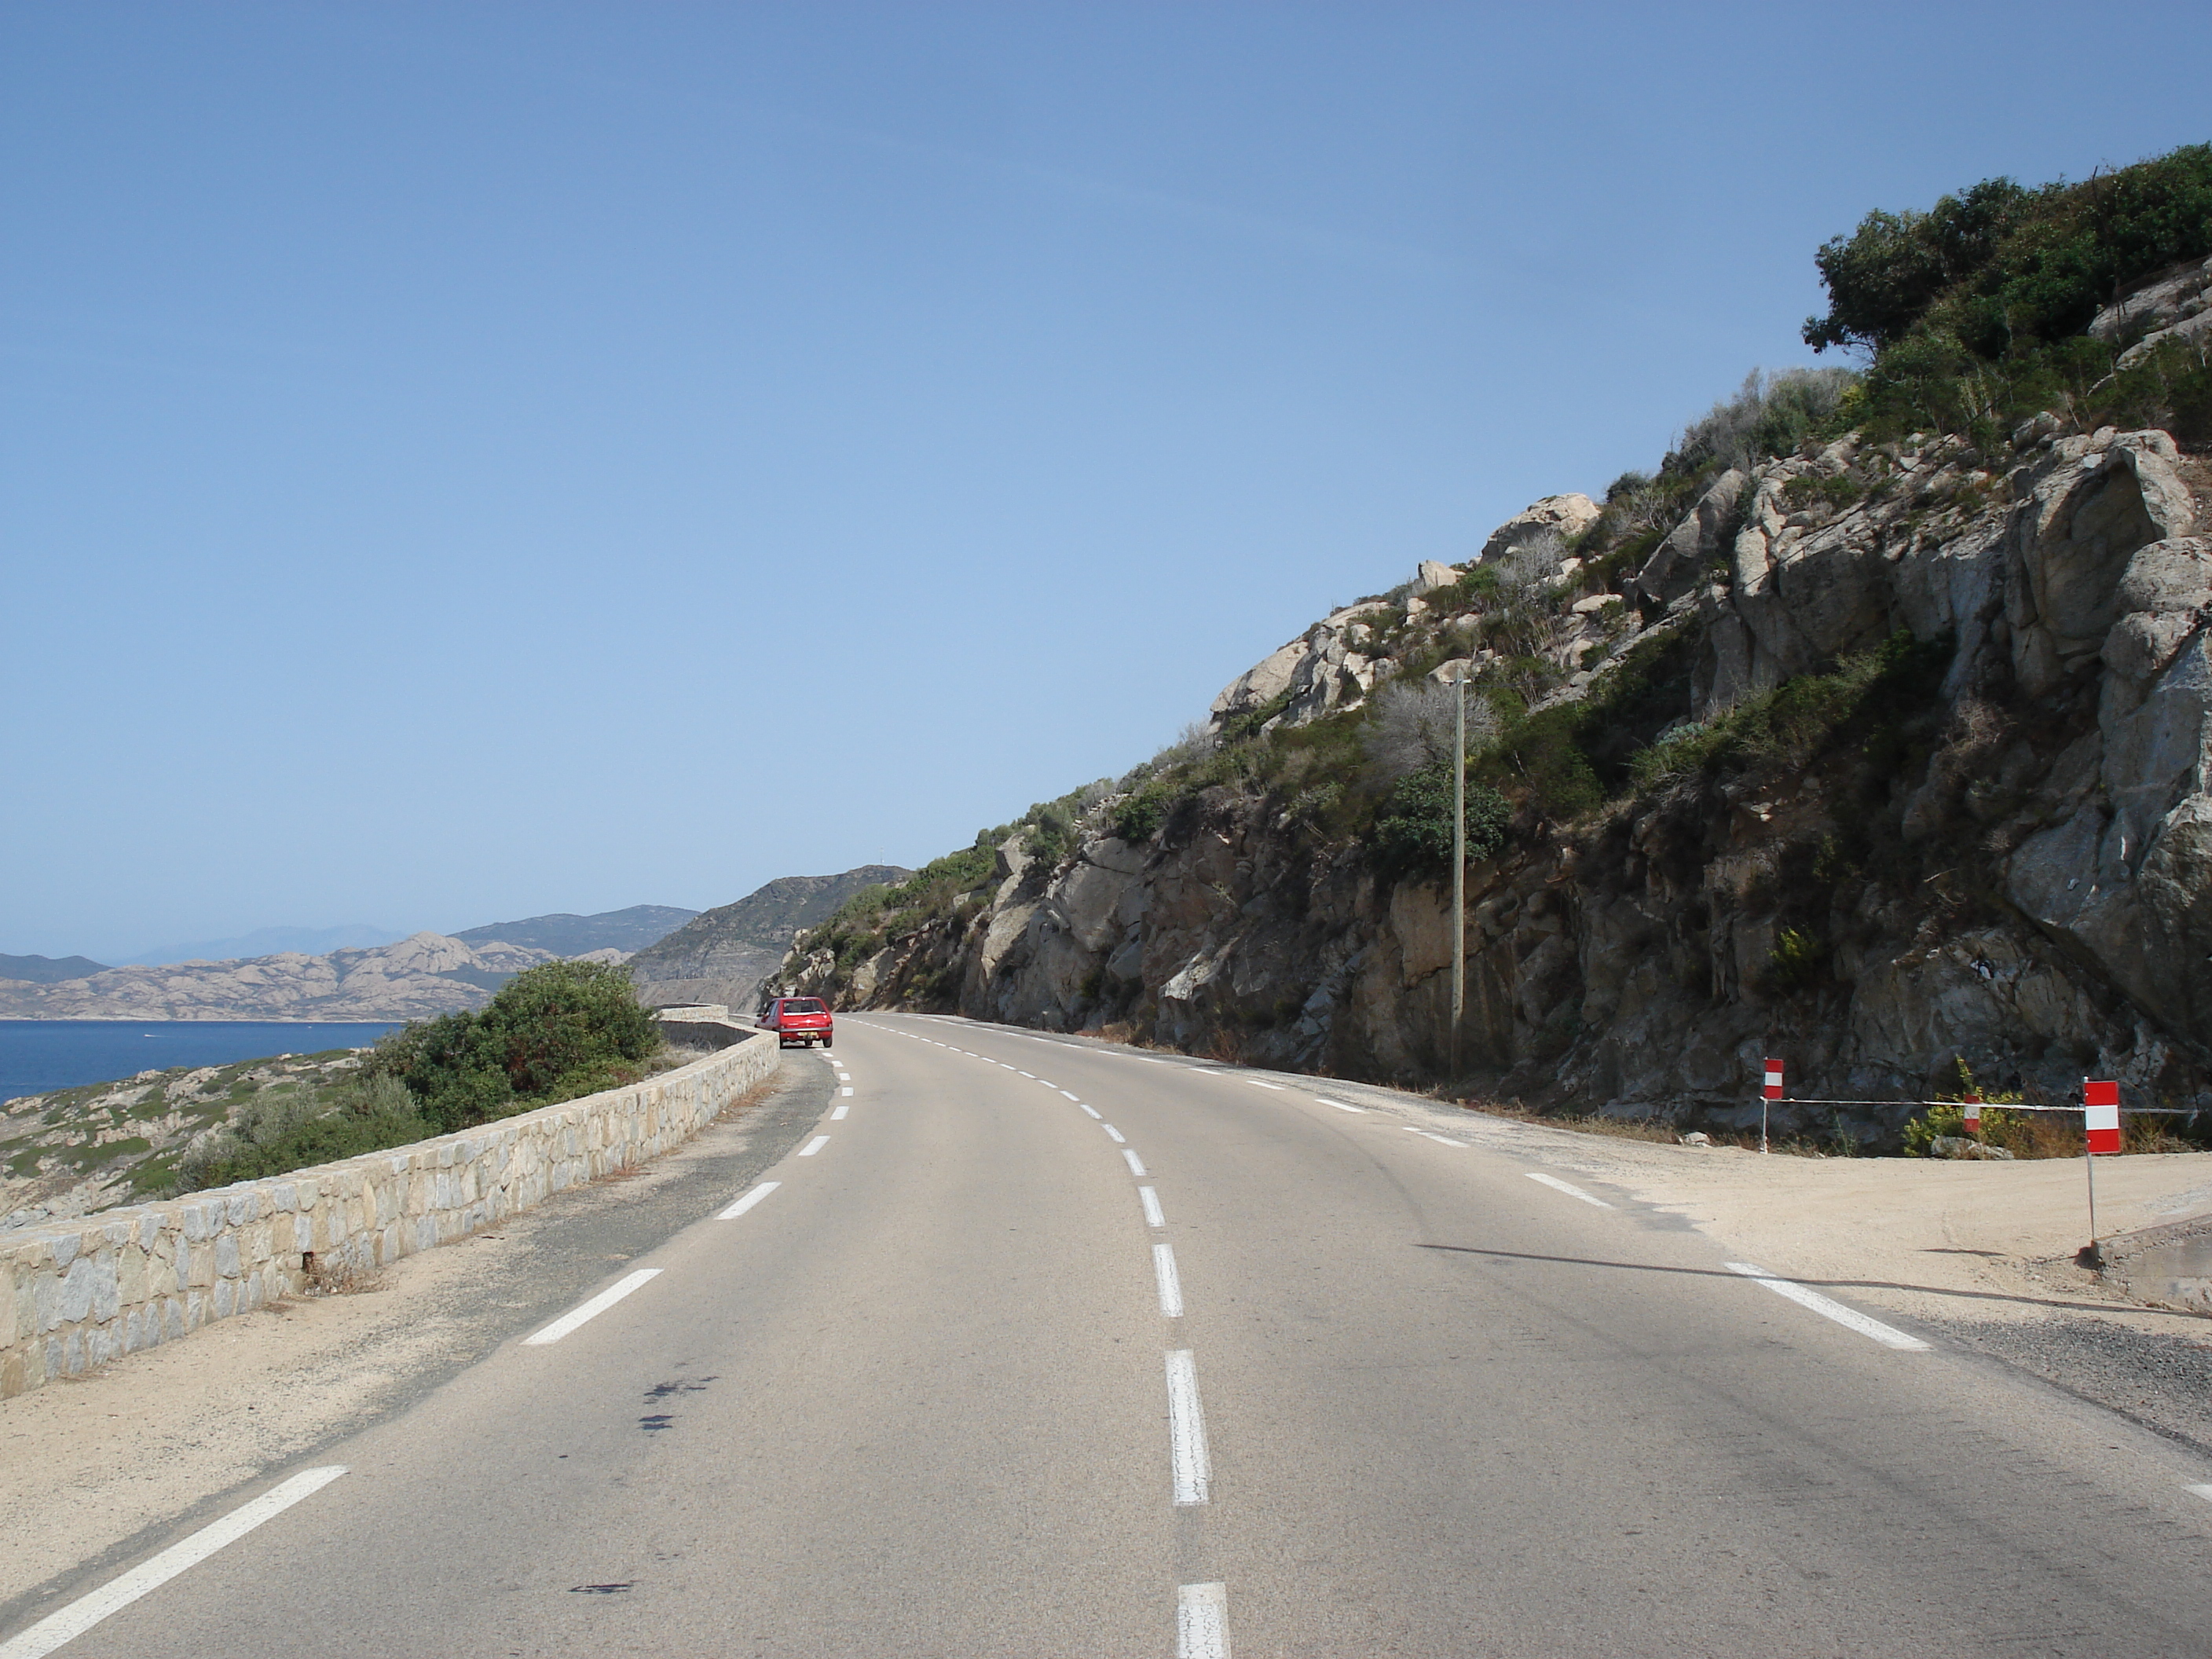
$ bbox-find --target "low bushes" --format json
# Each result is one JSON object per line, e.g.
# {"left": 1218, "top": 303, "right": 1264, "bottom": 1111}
{"left": 364, "top": 960, "right": 660, "bottom": 1133}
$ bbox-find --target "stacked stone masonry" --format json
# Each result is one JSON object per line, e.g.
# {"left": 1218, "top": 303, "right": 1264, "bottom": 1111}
{"left": 0, "top": 1021, "right": 775, "bottom": 1399}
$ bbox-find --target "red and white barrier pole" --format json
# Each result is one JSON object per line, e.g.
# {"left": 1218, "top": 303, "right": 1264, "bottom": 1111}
{"left": 1761, "top": 1058, "right": 1783, "bottom": 1155}
{"left": 2082, "top": 1079, "right": 2121, "bottom": 1262}
{"left": 1961, "top": 1093, "right": 1981, "bottom": 1138}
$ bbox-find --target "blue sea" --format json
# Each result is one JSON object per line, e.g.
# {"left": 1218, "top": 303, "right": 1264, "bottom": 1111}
{"left": 0, "top": 1020, "right": 403, "bottom": 1104}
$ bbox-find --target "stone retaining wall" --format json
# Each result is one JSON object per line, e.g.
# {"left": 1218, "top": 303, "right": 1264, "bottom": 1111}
{"left": 0, "top": 1021, "right": 777, "bottom": 1399}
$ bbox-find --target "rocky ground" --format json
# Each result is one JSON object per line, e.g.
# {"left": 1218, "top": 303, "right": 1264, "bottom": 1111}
{"left": 0, "top": 1048, "right": 369, "bottom": 1229}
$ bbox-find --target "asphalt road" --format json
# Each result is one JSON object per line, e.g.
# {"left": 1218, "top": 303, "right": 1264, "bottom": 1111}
{"left": 12, "top": 1013, "right": 2212, "bottom": 1657}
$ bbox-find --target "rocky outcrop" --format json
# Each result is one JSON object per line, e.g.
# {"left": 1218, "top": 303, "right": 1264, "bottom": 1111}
{"left": 2092, "top": 252, "right": 2212, "bottom": 372}
{"left": 0, "top": 933, "right": 554, "bottom": 1022}
{"left": 626, "top": 866, "right": 910, "bottom": 1011}
{"left": 1479, "top": 493, "right": 1601, "bottom": 562}
{"left": 789, "top": 421, "right": 2212, "bottom": 1146}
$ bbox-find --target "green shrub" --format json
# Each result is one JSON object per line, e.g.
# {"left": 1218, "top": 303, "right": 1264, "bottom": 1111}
{"left": 179, "top": 1075, "right": 432, "bottom": 1190}
{"left": 1112, "top": 779, "right": 1177, "bottom": 843}
{"left": 365, "top": 960, "right": 656, "bottom": 1133}
{"left": 1369, "top": 761, "right": 1510, "bottom": 878}
{"left": 1805, "top": 145, "right": 2212, "bottom": 450}
{"left": 1763, "top": 927, "right": 1828, "bottom": 992}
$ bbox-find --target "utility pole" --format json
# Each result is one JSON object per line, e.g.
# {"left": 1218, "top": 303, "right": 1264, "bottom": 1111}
{"left": 1450, "top": 664, "right": 1467, "bottom": 1078}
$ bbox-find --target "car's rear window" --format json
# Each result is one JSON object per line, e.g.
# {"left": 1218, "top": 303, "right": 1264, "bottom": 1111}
{"left": 782, "top": 998, "right": 826, "bottom": 1013}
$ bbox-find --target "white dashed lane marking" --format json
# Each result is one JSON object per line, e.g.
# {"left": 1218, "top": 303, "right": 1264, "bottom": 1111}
{"left": 1140, "top": 1188, "right": 1166, "bottom": 1228}
{"left": 1526, "top": 1171, "right": 1611, "bottom": 1208}
{"left": 1122, "top": 1148, "right": 1148, "bottom": 1177}
{"left": 716, "top": 1181, "right": 779, "bottom": 1220}
{"left": 1313, "top": 1096, "right": 1366, "bottom": 1112}
{"left": 1102, "top": 1123, "right": 1126, "bottom": 1143}
{"left": 1724, "top": 1262, "right": 1930, "bottom": 1351}
{"left": 1153, "top": 1243, "right": 1184, "bottom": 1317}
{"left": 831, "top": 1104, "right": 849, "bottom": 1120}
{"left": 0, "top": 1467, "right": 350, "bottom": 1659}
{"left": 799, "top": 1135, "right": 830, "bottom": 1157}
{"left": 1165, "top": 1350, "right": 1212, "bottom": 1505}
{"left": 524, "top": 1269, "right": 661, "bottom": 1346}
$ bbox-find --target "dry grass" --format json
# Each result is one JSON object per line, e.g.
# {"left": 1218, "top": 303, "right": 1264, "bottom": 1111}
{"left": 1456, "top": 1098, "right": 1690, "bottom": 1145}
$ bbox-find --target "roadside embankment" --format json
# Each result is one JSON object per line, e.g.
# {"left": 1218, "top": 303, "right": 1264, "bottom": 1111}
{"left": 0, "top": 1017, "right": 775, "bottom": 1399}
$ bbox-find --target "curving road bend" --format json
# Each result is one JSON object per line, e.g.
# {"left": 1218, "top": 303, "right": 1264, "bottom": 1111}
{"left": 10, "top": 1013, "right": 2212, "bottom": 1657}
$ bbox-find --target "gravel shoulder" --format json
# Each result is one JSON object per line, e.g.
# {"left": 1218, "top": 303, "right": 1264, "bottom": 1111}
{"left": 0, "top": 1053, "right": 833, "bottom": 1630}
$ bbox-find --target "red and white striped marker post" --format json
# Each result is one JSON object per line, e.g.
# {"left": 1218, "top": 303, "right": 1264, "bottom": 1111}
{"left": 1760, "top": 1058, "right": 1783, "bottom": 1154}
{"left": 2082, "top": 1079, "right": 2121, "bottom": 1260}
{"left": 1961, "top": 1094, "right": 1982, "bottom": 1137}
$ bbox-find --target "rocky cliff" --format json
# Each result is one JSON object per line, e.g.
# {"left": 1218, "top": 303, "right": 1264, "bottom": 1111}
{"left": 626, "top": 866, "right": 912, "bottom": 1011}
{"left": 0, "top": 932, "right": 555, "bottom": 1021}
{"left": 779, "top": 405, "right": 2212, "bottom": 1146}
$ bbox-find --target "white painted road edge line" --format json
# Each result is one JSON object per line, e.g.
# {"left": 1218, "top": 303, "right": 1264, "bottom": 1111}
{"left": 1139, "top": 1187, "right": 1166, "bottom": 1228}
{"left": 799, "top": 1135, "right": 830, "bottom": 1157}
{"left": 1724, "top": 1262, "right": 1931, "bottom": 1351}
{"left": 0, "top": 1466, "right": 350, "bottom": 1659}
{"left": 1313, "top": 1096, "right": 1365, "bottom": 1112}
{"left": 524, "top": 1268, "right": 662, "bottom": 1346}
{"left": 1154, "top": 1243, "right": 1185, "bottom": 1317}
{"left": 1526, "top": 1171, "right": 1613, "bottom": 1208}
{"left": 831, "top": 1104, "right": 849, "bottom": 1120}
{"left": 1103, "top": 1123, "right": 1126, "bottom": 1143}
{"left": 1243, "top": 1078, "right": 1284, "bottom": 1091}
{"left": 1122, "top": 1148, "right": 1149, "bottom": 1177}
{"left": 716, "top": 1181, "right": 781, "bottom": 1220}
{"left": 1176, "top": 1581, "right": 1230, "bottom": 1659}
{"left": 1166, "top": 1350, "right": 1212, "bottom": 1505}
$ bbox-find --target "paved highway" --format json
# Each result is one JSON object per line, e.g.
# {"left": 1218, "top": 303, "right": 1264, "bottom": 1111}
{"left": 11, "top": 1013, "right": 2212, "bottom": 1657}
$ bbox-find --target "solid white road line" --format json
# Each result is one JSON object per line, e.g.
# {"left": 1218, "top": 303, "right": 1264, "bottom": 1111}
{"left": 1243, "top": 1079, "right": 1285, "bottom": 1091}
{"left": 799, "top": 1135, "right": 830, "bottom": 1157}
{"left": 1166, "top": 1350, "right": 1212, "bottom": 1505}
{"left": 1313, "top": 1096, "right": 1366, "bottom": 1112}
{"left": 1176, "top": 1581, "right": 1230, "bottom": 1659}
{"left": 831, "top": 1104, "right": 849, "bottom": 1120}
{"left": 716, "top": 1181, "right": 781, "bottom": 1220}
{"left": 1103, "top": 1123, "right": 1126, "bottom": 1143}
{"left": 1122, "top": 1148, "right": 1149, "bottom": 1177}
{"left": 1140, "top": 1187, "right": 1166, "bottom": 1228}
{"left": 1153, "top": 1243, "right": 1185, "bottom": 1317}
{"left": 1079, "top": 1104, "right": 1103, "bottom": 1119}
{"left": 1525, "top": 1171, "right": 1613, "bottom": 1207}
{"left": 524, "top": 1269, "right": 662, "bottom": 1346}
{"left": 0, "top": 1466, "right": 350, "bottom": 1659}
{"left": 1724, "top": 1262, "right": 1931, "bottom": 1351}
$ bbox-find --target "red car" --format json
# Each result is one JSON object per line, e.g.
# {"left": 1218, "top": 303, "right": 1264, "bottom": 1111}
{"left": 759, "top": 995, "right": 834, "bottom": 1049}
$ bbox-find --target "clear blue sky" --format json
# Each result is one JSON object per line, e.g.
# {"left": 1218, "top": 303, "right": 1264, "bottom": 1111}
{"left": 5, "top": 2, "right": 2208, "bottom": 961}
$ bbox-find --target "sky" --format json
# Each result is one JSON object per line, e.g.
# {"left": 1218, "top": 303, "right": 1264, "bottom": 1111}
{"left": 5, "top": 2, "right": 2209, "bottom": 961}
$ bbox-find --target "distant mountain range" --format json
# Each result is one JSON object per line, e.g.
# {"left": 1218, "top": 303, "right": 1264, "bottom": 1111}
{"left": 0, "top": 933, "right": 556, "bottom": 1021}
{"left": 0, "top": 955, "right": 112, "bottom": 985}
{"left": 2, "top": 885, "right": 866, "bottom": 1020}
{"left": 628, "top": 867, "right": 911, "bottom": 1011}
{"left": 118, "top": 925, "right": 408, "bottom": 966}
{"left": 452, "top": 906, "right": 698, "bottom": 957}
